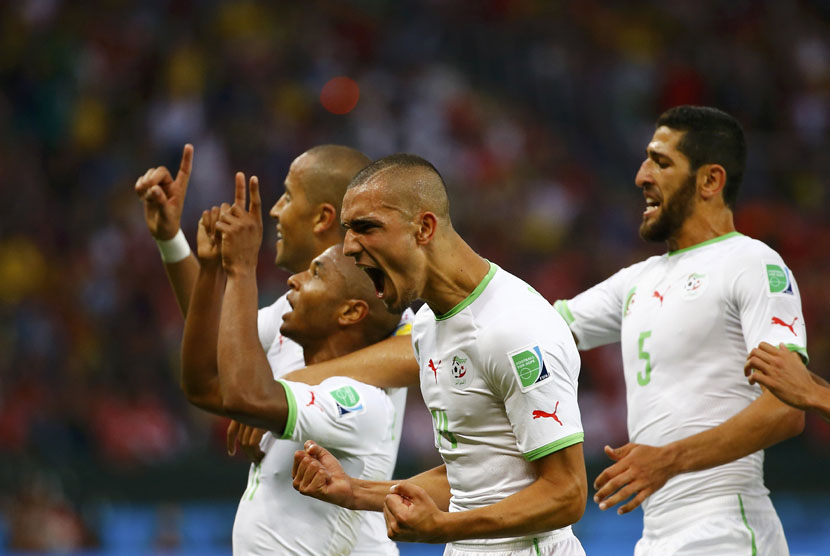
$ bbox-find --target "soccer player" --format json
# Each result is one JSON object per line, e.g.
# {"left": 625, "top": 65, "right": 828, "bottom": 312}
{"left": 292, "top": 154, "right": 587, "bottom": 556}
{"left": 553, "top": 106, "right": 806, "bottom": 555}
{"left": 135, "top": 145, "right": 416, "bottom": 555}
{"left": 746, "top": 342, "right": 830, "bottom": 420}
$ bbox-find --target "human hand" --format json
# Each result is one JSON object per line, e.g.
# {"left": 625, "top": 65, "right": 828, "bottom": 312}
{"left": 135, "top": 144, "right": 194, "bottom": 240}
{"left": 383, "top": 481, "right": 447, "bottom": 543}
{"left": 196, "top": 206, "right": 223, "bottom": 265}
{"left": 593, "top": 443, "right": 677, "bottom": 514}
{"left": 746, "top": 342, "right": 813, "bottom": 411}
{"left": 215, "top": 172, "right": 262, "bottom": 276}
{"left": 226, "top": 420, "right": 265, "bottom": 464}
{"left": 292, "top": 441, "right": 355, "bottom": 508}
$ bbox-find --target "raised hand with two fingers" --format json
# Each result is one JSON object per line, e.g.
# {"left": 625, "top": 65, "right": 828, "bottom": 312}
{"left": 215, "top": 172, "right": 262, "bottom": 276}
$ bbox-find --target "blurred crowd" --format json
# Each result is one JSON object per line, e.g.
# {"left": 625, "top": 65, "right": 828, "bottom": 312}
{"left": 0, "top": 0, "right": 828, "bottom": 551}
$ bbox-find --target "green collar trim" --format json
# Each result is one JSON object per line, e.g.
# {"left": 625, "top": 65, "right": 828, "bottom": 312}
{"left": 435, "top": 261, "right": 496, "bottom": 321}
{"left": 668, "top": 231, "right": 743, "bottom": 257}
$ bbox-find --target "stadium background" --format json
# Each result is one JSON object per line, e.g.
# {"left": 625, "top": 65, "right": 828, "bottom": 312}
{"left": 0, "top": 1, "right": 828, "bottom": 554}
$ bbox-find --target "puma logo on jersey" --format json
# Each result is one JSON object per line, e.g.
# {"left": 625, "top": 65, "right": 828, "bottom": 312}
{"left": 652, "top": 285, "right": 670, "bottom": 307}
{"left": 771, "top": 316, "right": 798, "bottom": 336}
{"left": 532, "top": 401, "right": 563, "bottom": 426}
{"left": 306, "top": 391, "right": 322, "bottom": 412}
{"left": 427, "top": 359, "right": 441, "bottom": 383}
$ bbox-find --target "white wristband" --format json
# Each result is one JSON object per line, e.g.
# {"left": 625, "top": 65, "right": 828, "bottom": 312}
{"left": 155, "top": 229, "right": 192, "bottom": 263}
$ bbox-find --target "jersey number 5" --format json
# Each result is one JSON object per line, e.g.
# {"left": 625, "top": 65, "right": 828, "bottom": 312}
{"left": 637, "top": 331, "right": 652, "bottom": 386}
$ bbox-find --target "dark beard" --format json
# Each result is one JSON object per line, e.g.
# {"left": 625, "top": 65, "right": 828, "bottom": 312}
{"left": 639, "top": 173, "right": 696, "bottom": 243}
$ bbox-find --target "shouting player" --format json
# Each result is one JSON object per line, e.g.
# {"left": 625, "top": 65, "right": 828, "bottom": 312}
{"left": 293, "top": 154, "right": 587, "bottom": 556}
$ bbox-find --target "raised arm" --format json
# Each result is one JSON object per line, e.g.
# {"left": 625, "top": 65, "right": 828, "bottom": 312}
{"left": 135, "top": 144, "right": 199, "bottom": 316}
{"left": 594, "top": 387, "right": 803, "bottom": 514}
{"left": 282, "top": 334, "right": 419, "bottom": 387}
{"left": 214, "top": 173, "right": 291, "bottom": 429}
{"left": 180, "top": 207, "right": 225, "bottom": 413}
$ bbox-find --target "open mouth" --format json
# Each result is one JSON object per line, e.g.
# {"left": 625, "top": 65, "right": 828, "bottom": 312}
{"left": 644, "top": 196, "right": 661, "bottom": 216}
{"left": 362, "top": 267, "right": 386, "bottom": 298}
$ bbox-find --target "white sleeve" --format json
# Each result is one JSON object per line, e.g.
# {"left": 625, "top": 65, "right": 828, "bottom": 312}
{"left": 483, "top": 307, "right": 584, "bottom": 461}
{"left": 554, "top": 261, "right": 646, "bottom": 350}
{"left": 277, "top": 377, "right": 395, "bottom": 455}
{"left": 731, "top": 251, "right": 808, "bottom": 362}
{"left": 257, "top": 295, "right": 288, "bottom": 352}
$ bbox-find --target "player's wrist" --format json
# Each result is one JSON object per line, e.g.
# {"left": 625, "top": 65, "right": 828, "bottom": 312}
{"left": 156, "top": 229, "right": 192, "bottom": 263}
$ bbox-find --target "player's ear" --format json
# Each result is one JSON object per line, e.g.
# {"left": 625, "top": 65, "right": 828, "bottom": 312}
{"left": 337, "top": 299, "right": 369, "bottom": 327}
{"left": 313, "top": 203, "right": 338, "bottom": 234}
{"left": 698, "top": 164, "right": 727, "bottom": 202}
{"left": 415, "top": 212, "right": 438, "bottom": 245}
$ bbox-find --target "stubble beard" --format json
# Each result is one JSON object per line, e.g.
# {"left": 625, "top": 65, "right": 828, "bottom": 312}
{"left": 639, "top": 173, "right": 696, "bottom": 243}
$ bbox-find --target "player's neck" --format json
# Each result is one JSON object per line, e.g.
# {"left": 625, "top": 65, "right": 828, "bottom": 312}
{"left": 302, "top": 332, "right": 362, "bottom": 366}
{"left": 667, "top": 207, "right": 735, "bottom": 252}
{"left": 421, "top": 232, "right": 491, "bottom": 317}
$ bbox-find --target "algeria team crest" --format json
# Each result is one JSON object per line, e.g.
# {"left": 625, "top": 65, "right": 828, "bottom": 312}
{"left": 681, "top": 272, "right": 707, "bottom": 300}
{"left": 450, "top": 354, "right": 471, "bottom": 389}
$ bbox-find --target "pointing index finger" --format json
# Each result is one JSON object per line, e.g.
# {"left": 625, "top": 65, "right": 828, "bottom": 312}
{"left": 234, "top": 172, "right": 246, "bottom": 207}
{"left": 249, "top": 176, "right": 261, "bottom": 220}
{"left": 177, "top": 144, "right": 194, "bottom": 183}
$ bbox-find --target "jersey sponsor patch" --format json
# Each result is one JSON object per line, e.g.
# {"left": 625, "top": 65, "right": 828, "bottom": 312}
{"left": 681, "top": 272, "right": 707, "bottom": 300}
{"left": 509, "top": 345, "right": 551, "bottom": 392}
{"left": 764, "top": 261, "right": 794, "bottom": 296}
{"left": 328, "top": 385, "right": 365, "bottom": 417}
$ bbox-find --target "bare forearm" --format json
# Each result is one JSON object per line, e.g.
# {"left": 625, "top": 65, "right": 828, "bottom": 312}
{"left": 806, "top": 384, "right": 830, "bottom": 421}
{"left": 282, "top": 335, "right": 419, "bottom": 387}
{"left": 164, "top": 253, "right": 199, "bottom": 317}
{"left": 181, "top": 263, "right": 224, "bottom": 413}
{"left": 433, "top": 447, "right": 585, "bottom": 542}
{"left": 667, "top": 389, "right": 804, "bottom": 474}
{"left": 218, "top": 270, "right": 288, "bottom": 429}
{"left": 350, "top": 465, "right": 450, "bottom": 512}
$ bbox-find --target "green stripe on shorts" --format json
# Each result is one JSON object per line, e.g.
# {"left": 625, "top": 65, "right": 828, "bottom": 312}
{"left": 738, "top": 494, "right": 757, "bottom": 556}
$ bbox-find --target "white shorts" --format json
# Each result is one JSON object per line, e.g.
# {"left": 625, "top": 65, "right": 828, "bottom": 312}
{"left": 444, "top": 527, "right": 585, "bottom": 556}
{"left": 635, "top": 493, "right": 788, "bottom": 556}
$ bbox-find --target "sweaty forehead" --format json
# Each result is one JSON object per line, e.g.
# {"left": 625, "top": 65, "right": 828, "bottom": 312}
{"left": 649, "top": 126, "right": 684, "bottom": 154}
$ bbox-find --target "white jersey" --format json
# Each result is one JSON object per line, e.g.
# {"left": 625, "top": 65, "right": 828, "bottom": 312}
{"left": 554, "top": 232, "right": 808, "bottom": 516}
{"left": 232, "top": 293, "right": 412, "bottom": 555}
{"left": 413, "top": 263, "right": 583, "bottom": 547}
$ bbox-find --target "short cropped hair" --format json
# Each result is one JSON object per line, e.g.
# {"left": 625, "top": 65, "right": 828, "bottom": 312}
{"left": 656, "top": 106, "right": 746, "bottom": 209}
{"left": 348, "top": 153, "right": 450, "bottom": 219}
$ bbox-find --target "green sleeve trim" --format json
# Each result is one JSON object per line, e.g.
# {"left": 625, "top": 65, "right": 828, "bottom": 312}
{"left": 553, "top": 299, "right": 575, "bottom": 325}
{"left": 785, "top": 344, "right": 809, "bottom": 365}
{"left": 277, "top": 379, "right": 298, "bottom": 440}
{"left": 524, "top": 432, "right": 584, "bottom": 461}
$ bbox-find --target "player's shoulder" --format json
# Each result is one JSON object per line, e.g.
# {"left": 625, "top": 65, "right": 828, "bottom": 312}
{"left": 477, "top": 266, "right": 569, "bottom": 338}
{"left": 716, "top": 233, "right": 786, "bottom": 268}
